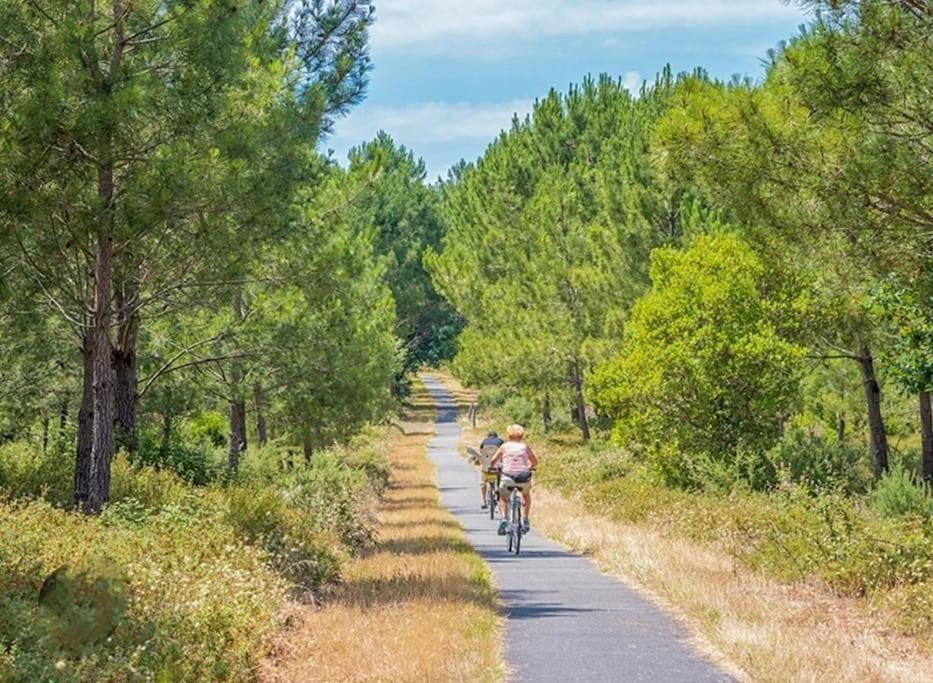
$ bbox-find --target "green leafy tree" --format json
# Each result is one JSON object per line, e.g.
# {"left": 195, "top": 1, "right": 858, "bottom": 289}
{"left": 430, "top": 72, "right": 690, "bottom": 438}
{"left": 655, "top": 2, "right": 931, "bottom": 475}
{"left": 591, "top": 233, "right": 805, "bottom": 487}
{"left": 0, "top": 0, "right": 375, "bottom": 508}
{"left": 347, "top": 133, "right": 461, "bottom": 384}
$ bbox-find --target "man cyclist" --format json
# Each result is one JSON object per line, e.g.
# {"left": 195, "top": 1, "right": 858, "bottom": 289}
{"left": 489, "top": 423, "right": 538, "bottom": 534}
{"left": 478, "top": 431, "right": 504, "bottom": 509}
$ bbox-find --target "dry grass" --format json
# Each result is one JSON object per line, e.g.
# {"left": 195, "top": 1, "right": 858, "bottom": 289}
{"left": 261, "top": 382, "right": 503, "bottom": 683}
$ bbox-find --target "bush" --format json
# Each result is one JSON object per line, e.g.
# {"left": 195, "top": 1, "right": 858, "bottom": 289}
{"left": 342, "top": 433, "right": 392, "bottom": 492}
{"left": 537, "top": 436, "right": 933, "bottom": 633}
{"left": 108, "top": 455, "right": 193, "bottom": 511}
{"left": 591, "top": 234, "right": 804, "bottom": 485}
{"left": 0, "top": 497, "right": 288, "bottom": 682}
{"left": 131, "top": 438, "right": 220, "bottom": 486}
{"left": 869, "top": 465, "right": 933, "bottom": 520}
{"left": 765, "top": 429, "right": 871, "bottom": 494}
{"left": 500, "top": 395, "right": 537, "bottom": 429}
{"left": 278, "top": 454, "right": 377, "bottom": 551}
{"left": 238, "top": 439, "right": 390, "bottom": 553}
{"left": 0, "top": 441, "right": 73, "bottom": 506}
{"left": 222, "top": 486, "right": 341, "bottom": 588}
{"left": 180, "top": 411, "right": 227, "bottom": 450}
{"left": 0, "top": 428, "right": 397, "bottom": 680}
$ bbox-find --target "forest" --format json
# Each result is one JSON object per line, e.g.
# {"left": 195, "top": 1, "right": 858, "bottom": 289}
{"left": 0, "top": 0, "right": 930, "bottom": 680}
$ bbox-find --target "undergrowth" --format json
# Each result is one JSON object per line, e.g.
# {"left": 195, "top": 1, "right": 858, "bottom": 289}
{"left": 0, "top": 428, "right": 391, "bottom": 682}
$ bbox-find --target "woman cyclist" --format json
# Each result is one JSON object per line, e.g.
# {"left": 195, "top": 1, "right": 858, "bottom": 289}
{"left": 489, "top": 423, "right": 538, "bottom": 535}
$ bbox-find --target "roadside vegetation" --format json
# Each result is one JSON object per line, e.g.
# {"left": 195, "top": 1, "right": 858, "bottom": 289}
{"left": 263, "top": 380, "right": 503, "bottom": 682}
{"left": 0, "top": 430, "right": 391, "bottom": 680}
{"left": 1, "top": 0, "right": 930, "bottom": 680}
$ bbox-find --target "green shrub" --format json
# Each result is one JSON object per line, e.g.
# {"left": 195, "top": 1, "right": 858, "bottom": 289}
{"left": 238, "top": 440, "right": 389, "bottom": 552}
{"left": 500, "top": 395, "right": 537, "bottom": 430}
{"left": 538, "top": 436, "right": 933, "bottom": 633}
{"left": 222, "top": 485, "right": 341, "bottom": 588}
{"left": 591, "top": 234, "right": 804, "bottom": 484}
{"left": 108, "top": 455, "right": 193, "bottom": 511}
{"left": 0, "top": 429, "right": 394, "bottom": 680}
{"left": 131, "top": 438, "right": 220, "bottom": 486}
{"left": 765, "top": 429, "right": 871, "bottom": 494}
{"left": 341, "top": 432, "right": 392, "bottom": 492}
{"left": 0, "top": 441, "right": 73, "bottom": 506}
{"left": 180, "top": 411, "right": 227, "bottom": 449}
{"left": 279, "top": 454, "right": 377, "bottom": 551}
{"left": 0, "top": 497, "right": 287, "bottom": 682}
{"left": 869, "top": 465, "right": 933, "bottom": 520}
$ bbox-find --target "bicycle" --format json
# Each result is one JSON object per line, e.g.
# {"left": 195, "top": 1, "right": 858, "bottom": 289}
{"left": 504, "top": 479, "right": 528, "bottom": 555}
{"left": 483, "top": 469, "right": 500, "bottom": 519}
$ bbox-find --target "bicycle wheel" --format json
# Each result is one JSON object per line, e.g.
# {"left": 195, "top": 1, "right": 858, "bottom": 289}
{"left": 488, "top": 484, "right": 496, "bottom": 520}
{"left": 511, "top": 494, "right": 522, "bottom": 555}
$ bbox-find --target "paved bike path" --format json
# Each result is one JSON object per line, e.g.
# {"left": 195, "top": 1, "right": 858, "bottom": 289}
{"left": 420, "top": 375, "right": 732, "bottom": 682}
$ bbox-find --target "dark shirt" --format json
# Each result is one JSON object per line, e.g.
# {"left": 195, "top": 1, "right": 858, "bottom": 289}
{"left": 480, "top": 436, "right": 504, "bottom": 449}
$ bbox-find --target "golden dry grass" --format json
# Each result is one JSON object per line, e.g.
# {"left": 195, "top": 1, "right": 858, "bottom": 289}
{"left": 261, "top": 383, "right": 503, "bottom": 683}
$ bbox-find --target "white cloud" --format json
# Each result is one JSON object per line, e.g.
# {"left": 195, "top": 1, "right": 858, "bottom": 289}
{"left": 327, "top": 99, "right": 535, "bottom": 179}
{"left": 371, "top": 1, "right": 803, "bottom": 54}
{"left": 621, "top": 70, "right": 643, "bottom": 94}
{"left": 331, "top": 99, "right": 534, "bottom": 146}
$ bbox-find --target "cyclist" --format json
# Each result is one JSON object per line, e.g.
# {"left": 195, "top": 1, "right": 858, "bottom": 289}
{"left": 489, "top": 423, "right": 538, "bottom": 535}
{"left": 478, "top": 431, "right": 504, "bottom": 509}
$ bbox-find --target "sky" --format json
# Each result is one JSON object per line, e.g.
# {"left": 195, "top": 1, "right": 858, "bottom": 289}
{"left": 323, "top": 1, "right": 812, "bottom": 181}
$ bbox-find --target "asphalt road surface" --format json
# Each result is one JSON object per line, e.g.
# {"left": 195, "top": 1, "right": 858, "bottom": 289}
{"left": 420, "top": 375, "right": 733, "bottom": 683}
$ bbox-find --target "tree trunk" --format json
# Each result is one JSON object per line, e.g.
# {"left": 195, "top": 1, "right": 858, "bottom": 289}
{"left": 228, "top": 398, "right": 247, "bottom": 473}
{"left": 113, "top": 285, "right": 139, "bottom": 454}
{"left": 254, "top": 382, "right": 267, "bottom": 448}
{"left": 160, "top": 411, "right": 173, "bottom": 457}
{"left": 836, "top": 411, "right": 846, "bottom": 442}
{"left": 920, "top": 390, "right": 933, "bottom": 482}
{"left": 58, "top": 391, "right": 70, "bottom": 441}
{"left": 570, "top": 361, "right": 590, "bottom": 442}
{"left": 74, "top": 332, "right": 94, "bottom": 508}
{"left": 542, "top": 392, "right": 551, "bottom": 433}
{"left": 87, "top": 226, "right": 114, "bottom": 514}
{"left": 303, "top": 435, "right": 313, "bottom": 464}
{"left": 227, "top": 288, "right": 247, "bottom": 474}
{"left": 857, "top": 345, "right": 889, "bottom": 477}
{"left": 41, "top": 417, "right": 49, "bottom": 453}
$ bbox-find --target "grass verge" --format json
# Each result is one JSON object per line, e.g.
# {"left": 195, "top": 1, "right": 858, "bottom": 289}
{"left": 261, "top": 380, "right": 503, "bottom": 682}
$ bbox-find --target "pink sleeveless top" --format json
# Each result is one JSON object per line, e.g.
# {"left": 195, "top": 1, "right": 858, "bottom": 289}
{"left": 500, "top": 441, "right": 530, "bottom": 475}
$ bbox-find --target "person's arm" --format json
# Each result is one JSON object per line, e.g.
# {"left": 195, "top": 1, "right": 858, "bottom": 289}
{"left": 527, "top": 445, "right": 539, "bottom": 469}
{"left": 489, "top": 446, "right": 504, "bottom": 468}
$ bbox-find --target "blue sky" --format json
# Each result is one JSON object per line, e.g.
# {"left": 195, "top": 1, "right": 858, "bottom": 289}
{"left": 323, "top": 1, "right": 811, "bottom": 180}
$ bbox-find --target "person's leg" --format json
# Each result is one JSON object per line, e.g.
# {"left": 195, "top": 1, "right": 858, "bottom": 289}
{"left": 521, "top": 488, "right": 532, "bottom": 518}
{"left": 480, "top": 480, "right": 487, "bottom": 506}
{"left": 499, "top": 489, "right": 509, "bottom": 517}
{"left": 519, "top": 487, "right": 532, "bottom": 531}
